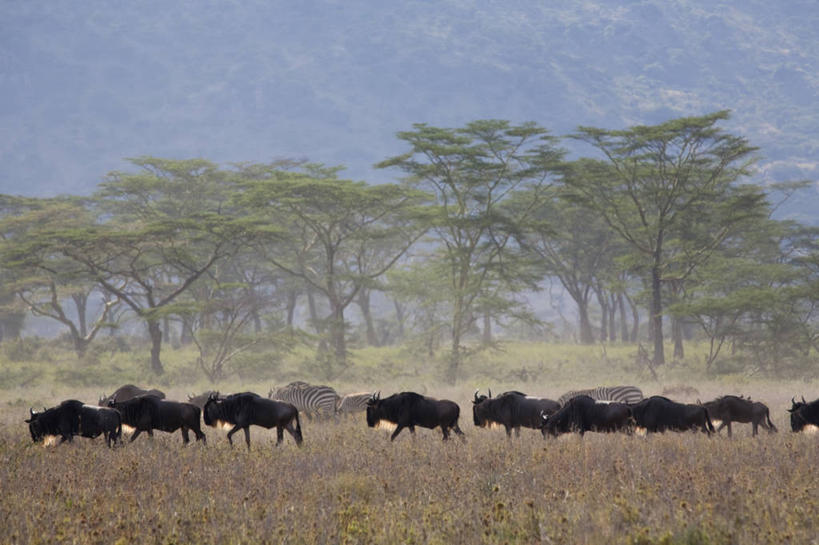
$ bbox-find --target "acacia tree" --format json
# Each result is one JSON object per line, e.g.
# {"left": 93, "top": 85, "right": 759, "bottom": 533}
{"left": 515, "top": 187, "right": 619, "bottom": 344}
{"left": 566, "top": 111, "right": 764, "bottom": 365}
{"left": 53, "top": 158, "right": 251, "bottom": 374}
{"left": 239, "top": 165, "right": 428, "bottom": 376}
{"left": 0, "top": 197, "right": 120, "bottom": 358}
{"left": 378, "top": 120, "right": 563, "bottom": 382}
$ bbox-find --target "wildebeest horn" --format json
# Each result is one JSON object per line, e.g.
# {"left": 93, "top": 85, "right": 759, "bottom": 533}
{"left": 474, "top": 389, "right": 480, "bottom": 403}
{"left": 802, "top": 396, "right": 806, "bottom": 404}
{"left": 29, "top": 407, "right": 35, "bottom": 417}
{"left": 488, "top": 388, "right": 492, "bottom": 399}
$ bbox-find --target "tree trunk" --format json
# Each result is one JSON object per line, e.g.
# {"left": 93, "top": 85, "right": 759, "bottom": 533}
{"left": 147, "top": 319, "right": 165, "bottom": 374}
{"left": 597, "top": 289, "right": 608, "bottom": 343}
{"left": 286, "top": 289, "right": 298, "bottom": 329}
{"left": 577, "top": 301, "right": 594, "bottom": 344}
{"left": 618, "top": 292, "right": 629, "bottom": 342}
{"left": 672, "top": 316, "right": 684, "bottom": 360}
{"left": 72, "top": 294, "right": 88, "bottom": 338}
{"left": 482, "top": 311, "right": 492, "bottom": 345}
{"left": 328, "top": 303, "right": 347, "bottom": 369}
{"left": 393, "top": 299, "right": 406, "bottom": 341}
{"left": 608, "top": 293, "right": 617, "bottom": 342}
{"left": 447, "top": 297, "right": 465, "bottom": 384}
{"left": 307, "top": 289, "right": 321, "bottom": 333}
{"left": 650, "top": 262, "right": 665, "bottom": 365}
{"left": 357, "top": 289, "right": 379, "bottom": 346}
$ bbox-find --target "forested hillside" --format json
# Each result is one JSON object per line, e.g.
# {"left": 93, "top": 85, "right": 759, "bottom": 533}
{"left": 2, "top": 1, "right": 818, "bottom": 220}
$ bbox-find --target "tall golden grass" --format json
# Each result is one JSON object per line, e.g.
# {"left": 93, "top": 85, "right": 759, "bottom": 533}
{"left": 2, "top": 378, "right": 818, "bottom": 544}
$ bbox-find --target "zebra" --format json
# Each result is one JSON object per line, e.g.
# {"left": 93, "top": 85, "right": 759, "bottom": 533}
{"left": 335, "top": 392, "right": 374, "bottom": 417}
{"left": 557, "top": 385, "right": 643, "bottom": 407}
{"left": 268, "top": 381, "right": 340, "bottom": 420}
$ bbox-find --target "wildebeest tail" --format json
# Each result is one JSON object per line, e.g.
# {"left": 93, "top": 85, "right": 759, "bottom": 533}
{"left": 293, "top": 411, "right": 303, "bottom": 446}
{"left": 766, "top": 409, "right": 778, "bottom": 432}
{"left": 704, "top": 408, "right": 716, "bottom": 434}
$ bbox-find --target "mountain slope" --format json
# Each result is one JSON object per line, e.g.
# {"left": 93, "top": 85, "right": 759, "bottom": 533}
{"left": 1, "top": 0, "right": 817, "bottom": 220}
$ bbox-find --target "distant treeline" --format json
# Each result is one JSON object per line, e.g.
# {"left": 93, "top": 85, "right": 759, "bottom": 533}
{"left": 1, "top": 112, "right": 816, "bottom": 381}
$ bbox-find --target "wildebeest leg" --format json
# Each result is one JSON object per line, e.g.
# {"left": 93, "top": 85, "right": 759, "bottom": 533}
{"left": 276, "top": 426, "right": 284, "bottom": 446}
{"left": 390, "top": 425, "right": 406, "bottom": 441}
{"left": 130, "top": 429, "right": 143, "bottom": 442}
{"left": 181, "top": 428, "right": 190, "bottom": 444}
{"left": 441, "top": 426, "right": 450, "bottom": 441}
{"left": 716, "top": 421, "right": 727, "bottom": 434}
{"left": 195, "top": 429, "right": 206, "bottom": 444}
{"left": 514, "top": 426, "right": 521, "bottom": 438}
{"left": 504, "top": 425, "right": 512, "bottom": 438}
{"left": 726, "top": 422, "right": 733, "bottom": 437}
{"left": 243, "top": 427, "right": 251, "bottom": 450}
{"left": 226, "top": 425, "right": 242, "bottom": 447}
{"left": 453, "top": 423, "right": 466, "bottom": 441}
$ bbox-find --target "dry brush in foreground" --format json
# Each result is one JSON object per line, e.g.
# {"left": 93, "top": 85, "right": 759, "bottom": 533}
{"left": 1, "top": 415, "right": 818, "bottom": 545}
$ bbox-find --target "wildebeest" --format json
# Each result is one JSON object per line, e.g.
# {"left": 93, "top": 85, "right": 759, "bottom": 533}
{"left": 25, "top": 400, "right": 122, "bottom": 447}
{"left": 540, "top": 395, "right": 634, "bottom": 437}
{"left": 787, "top": 396, "right": 819, "bottom": 433}
{"left": 366, "top": 391, "right": 464, "bottom": 441}
{"left": 269, "top": 381, "right": 340, "bottom": 420}
{"left": 630, "top": 396, "right": 715, "bottom": 435}
{"left": 701, "top": 395, "right": 777, "bottom": 436}
{"left": 99, "top": 384, "right": 166, "bottom": 406}
{"left": 107, "top": 395, "right": 206, "bottom": 444}
{"left": 336, "top": 392, "right": 374, "bottom": 417}
{"left": 472, "top": 390, "right": 560, "bottom": 437}
{"left": 203, "top": 392, "right": 302, "bottom": 449}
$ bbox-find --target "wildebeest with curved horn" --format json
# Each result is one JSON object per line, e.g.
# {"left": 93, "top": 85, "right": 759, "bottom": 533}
{"left": 701, "top": 395, "right": 777, "bottom": 436}
{"left": 788, "top": 396, "right": 819, "bottom": 433}
{"left": 99, "top": 384, "right": 165, "bottom": 406}
{"left": 107, "top": 395, "right": 206, "bottom": 444}
{"left": 630, "top": 396, "right": 715, "bottom": 435}
{"left": 26, "top": 400, "right": 122, "bottom": 447}
{"left": 203, "top": 392, "right": 303, "bottom": 449}
{"left": 366, "top": 391, "right": 464, "bottom": 441}
{"left": 472, "top": 389, "right": 560, "bottom": 437}
{"left": 540, "top": 395, "right": 634, "bottom": 437}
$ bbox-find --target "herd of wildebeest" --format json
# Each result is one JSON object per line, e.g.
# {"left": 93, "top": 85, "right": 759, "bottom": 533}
{"left": 22, "top": 380, "right": 819, "bottom": 449}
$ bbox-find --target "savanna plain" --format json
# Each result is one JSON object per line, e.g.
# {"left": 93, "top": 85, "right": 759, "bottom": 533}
{"left": 1, "top": 344, "right": 818, "bottom": 545}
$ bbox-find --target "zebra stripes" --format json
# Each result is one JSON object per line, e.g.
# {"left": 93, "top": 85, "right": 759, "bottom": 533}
{"left": 269, "top": 381, "right": 340, "bottom": 419}
{"left": 557, "top": 385, "right": 643, "bottom": 407}
{"left": 336, "top": 392, "right": 374, "bottom": 416}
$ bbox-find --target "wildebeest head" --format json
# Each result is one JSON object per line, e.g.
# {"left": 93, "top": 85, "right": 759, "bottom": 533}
{"left": 25, "top": 408, "right": 43, "bottom": 442}
{"left": 472, "top": 390, "right": 491, "bottom": 427}
{"left": 788, "top": 396, "right": 813, "bottom": 432}
{"left": 365, "top": 391, "right": 382, "bottom": 427}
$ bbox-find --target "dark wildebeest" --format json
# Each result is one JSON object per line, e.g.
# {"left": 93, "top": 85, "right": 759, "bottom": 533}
{"left": 630, "top": 396, "right": 715, "bottom": 435}
{"left": 540, "top": 395, "right": 634, "bottom": 437}
{"left": 203, "top": 392, "right": 302, "bottom": 449}
{"left": 472, "top": 390, "right": 560, "bottom": 437}
{"left": 366, "top": 391, "right": 464, "bottom": 441}
{"left": 107, "top": 395, "right": 206, "bottom": 444}
{"left": 701, "top": 395, "right": 777, "bottom": 436}
{"left": 25, "top": 400, "right": 122, "bottom": 447}
{"left": 787, "top": 396, "right": 819, "bottom": 433}
{"left": 99, "top": 384, "right": 165, "bottom": 406}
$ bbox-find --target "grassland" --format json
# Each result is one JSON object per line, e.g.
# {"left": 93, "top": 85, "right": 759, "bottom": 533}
{"left": 1, "top": 342, "right": 818, "bottom": 544}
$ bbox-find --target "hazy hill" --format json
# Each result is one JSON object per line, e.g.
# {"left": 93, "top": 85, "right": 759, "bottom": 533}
{"left": 1, "top": 0, "right": 818, "bottom": 221}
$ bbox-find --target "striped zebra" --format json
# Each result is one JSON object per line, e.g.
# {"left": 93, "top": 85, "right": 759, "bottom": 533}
{"left": 335, "top": 392, "right": 374, "bottom": 417}
{"left": 268, "top": 381, "right": 340, "bottom": 420}
{"left": 557, "top": 385, "right": 643, "bottom": 407}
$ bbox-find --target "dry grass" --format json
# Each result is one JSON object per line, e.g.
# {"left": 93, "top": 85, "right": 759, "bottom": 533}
{"left": 2, "top": 381, "right": 818, "bottom": 544}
